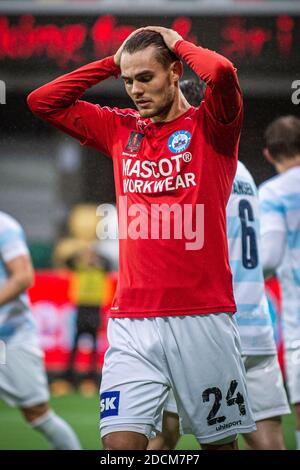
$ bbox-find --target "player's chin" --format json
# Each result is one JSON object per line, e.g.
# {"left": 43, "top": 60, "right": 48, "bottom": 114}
{"left": 137, "top": 107, "right": 157, "bottom": 118}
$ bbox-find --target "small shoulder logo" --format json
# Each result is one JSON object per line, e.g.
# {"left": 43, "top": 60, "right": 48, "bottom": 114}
{"left": 125, "top": 131, "right": 144, "bottom": 153}
{"left": 168, "top": 130, "right": 191, "bottom": 154}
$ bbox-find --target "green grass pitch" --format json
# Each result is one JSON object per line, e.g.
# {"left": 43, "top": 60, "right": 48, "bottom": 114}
{"left": 0, "top": 393, "right": 296, "bottom": 450}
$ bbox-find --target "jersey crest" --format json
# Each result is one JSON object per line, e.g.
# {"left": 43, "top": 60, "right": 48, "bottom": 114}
{"left": 125, "top": 131, "right": 144, "bottom": 153}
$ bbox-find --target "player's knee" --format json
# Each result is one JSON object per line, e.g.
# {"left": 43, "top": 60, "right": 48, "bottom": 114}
{"left": 162, "top": 428, "right": 180, "bottom": 450}
{"left": 245, "top": 417, "right": 286, "bottom": 450}
{"left": 201, "top": 434, "right": 238, "bottom": 450}
{"left": 102, "top": 431, "right": 148, "bottom": 450}
{"left": 245, "top": 436, "right": 285, "bottom": 451}
{"left": 261, "top": 440, "right": 285, "bottom": 451}
{"left": 21, "top": 402, "right": 50, "bottom": 423}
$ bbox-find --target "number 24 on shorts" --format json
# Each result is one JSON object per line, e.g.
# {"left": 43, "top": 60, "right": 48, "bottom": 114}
{"left": 202, "top": 380, "right": 246, "bottom": 426}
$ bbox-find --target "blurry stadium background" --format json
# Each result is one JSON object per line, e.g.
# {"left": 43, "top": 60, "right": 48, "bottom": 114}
{"left": 0, "top": 0, "right": 299, "bottom": 450}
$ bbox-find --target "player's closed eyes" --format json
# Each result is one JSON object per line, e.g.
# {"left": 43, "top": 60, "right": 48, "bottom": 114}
{"left": 139, "top": 76, "right": 153, "bottom": 82}
{"left": 124, "top": 76, "right": 153, "bottom": 85}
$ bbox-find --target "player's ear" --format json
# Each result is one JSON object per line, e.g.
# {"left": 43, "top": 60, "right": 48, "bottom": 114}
{"left": 263, "top": 148, "right": 275, "bottom": 164}
{"left": 170, "top": 60, "right": 183, "bottom": 83}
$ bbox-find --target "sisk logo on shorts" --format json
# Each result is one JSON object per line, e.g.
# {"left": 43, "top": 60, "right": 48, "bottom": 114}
{"left": 168, "top": 130, "right": 191, "bottom": 154}
{"left": 100, "top": 391, "right": 120, "bottom": 419}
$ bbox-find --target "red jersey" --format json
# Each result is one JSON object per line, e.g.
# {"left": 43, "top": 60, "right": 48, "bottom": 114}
{"left": 28, "top": 40, "right": 243, "bottom": 318}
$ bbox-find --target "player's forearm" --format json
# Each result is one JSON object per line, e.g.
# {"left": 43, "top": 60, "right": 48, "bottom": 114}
{"left": 0, "top": 274, "right": 33, "bottom": 306}
{"left": 261, "top": 230, "right": 286, "bottom": 279}
{"left": 27, "top": 56, "right": 120, "bottom": 117}
{"left": 174, "top": 40, "right": 242, "bottom": 123}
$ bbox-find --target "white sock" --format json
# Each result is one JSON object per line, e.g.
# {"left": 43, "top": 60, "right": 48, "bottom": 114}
{"left": 296, "top": 431, "right": 300, "bottom": 450}
{"left": 31, "top": 410, "right": 82, "bottom": 450}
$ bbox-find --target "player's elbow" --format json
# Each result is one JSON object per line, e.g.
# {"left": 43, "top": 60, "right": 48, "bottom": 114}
{"left": 213, "top": 61, "right": 237, "bottom": 87}
{"left": 27, "top": 88, "right": 49, "bottom": 115}
{"left": 16, "top": 268, "right": 34, "bottom": 292}
{"left": 27, "top": 89, "right": 39, "bottom": 113}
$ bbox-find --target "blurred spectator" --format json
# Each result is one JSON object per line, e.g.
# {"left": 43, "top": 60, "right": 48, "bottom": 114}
{"left": 65, "top": 242, "right": 110, "bottom": 390}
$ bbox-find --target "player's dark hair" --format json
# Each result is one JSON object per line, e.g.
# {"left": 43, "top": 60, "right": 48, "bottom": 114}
{"left": 265, "top": 115, "right": 300, "bottom": 161}
{"left": 180, "top": 79, "right": 206, "bottom": 107}
{"left": 123, "top": 30, "right": 178, "bottom": 69}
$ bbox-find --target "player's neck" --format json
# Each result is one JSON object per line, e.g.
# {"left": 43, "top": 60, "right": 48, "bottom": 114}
{"left": 275, "top": 155, "right": 300, "bottom": 173}
{"left": 151, "top": 92, "right": 191, "bottom": 124}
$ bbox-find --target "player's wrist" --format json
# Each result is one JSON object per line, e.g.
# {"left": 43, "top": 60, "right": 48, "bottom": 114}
{"left": 113, "top": 54, "right": 120, "bottom": 67}
{"left": 104, "top": 55, "right": 120, "bottom": 77}
{"left": 173, "top": 38, "right": 184, "bottom": 53}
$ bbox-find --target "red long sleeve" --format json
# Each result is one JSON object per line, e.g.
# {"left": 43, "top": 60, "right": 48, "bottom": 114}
{"left": 27, "top": 56, "right": 120, "bottom": 155}
{"left": 27, "top": 55, "right": 119, "bottom": 115}
{"left": 174, "top": 40, "right": 242, "bottom": 125}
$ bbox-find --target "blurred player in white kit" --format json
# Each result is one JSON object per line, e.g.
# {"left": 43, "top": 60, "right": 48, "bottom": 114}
{"left": 259, "top": 115, "right": 300, "bottom": 450}
{"left": 0, "top": 211, "right": 82, "bottom": 450}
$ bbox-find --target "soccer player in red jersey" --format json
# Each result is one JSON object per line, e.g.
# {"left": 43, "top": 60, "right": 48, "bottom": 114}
{"left": 27, "top": 26, "right": 256, "bottom": 450}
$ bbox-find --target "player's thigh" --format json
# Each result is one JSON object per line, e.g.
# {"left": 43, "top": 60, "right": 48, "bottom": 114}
{"left": 160, "top": 313, "right": 256, "bottom": 445}
{"left": 0, "top": 337, "right": 49, "bottom": 408}
{"left": 100, "top": 318, "right": 170, "bottom": 441}
{"left": 159, "top": 389, "right": 180, "bottom": 434}
{"left": 285, "top": 348, "right": 300, "bottom": 405}
{"left": 243, "top": 355, "right": 290, "bottom": 422}
{"left": 148, "top": 388, "right": 180, "bottom": 451}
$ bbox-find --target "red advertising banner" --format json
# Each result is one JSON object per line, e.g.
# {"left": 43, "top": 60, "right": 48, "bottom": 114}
{"left": 28, "top": 270, "right": 117, "bottom": 372}
{"left": 1, "top": 14, "right": 299, "bottom": 76}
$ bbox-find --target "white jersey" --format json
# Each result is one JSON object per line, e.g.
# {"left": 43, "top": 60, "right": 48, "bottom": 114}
{"left": 227, "top": 162, "right": 276, "bottom": 355}
{"left": 0, "top": 211, "right": 36, "bottom": 343}
{"left": 259, "top": 166, "right": 300, "bottom": 349}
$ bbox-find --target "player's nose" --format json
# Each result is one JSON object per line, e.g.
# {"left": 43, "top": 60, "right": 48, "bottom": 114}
{"left": 132, "top": 80, "right": 144, "bottom": 96}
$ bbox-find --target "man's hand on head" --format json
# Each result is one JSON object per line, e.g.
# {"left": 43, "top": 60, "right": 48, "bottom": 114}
{"left": 114, "top": 27, "right": 146, "bottom": 67}
{"left": 143, "top": 26, "right": 183, "bottom": 51}
{"left": 113, "top": 26, "right": 183, "bottom": 67}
